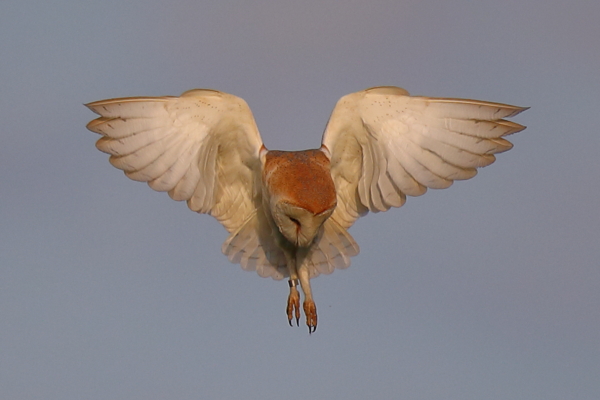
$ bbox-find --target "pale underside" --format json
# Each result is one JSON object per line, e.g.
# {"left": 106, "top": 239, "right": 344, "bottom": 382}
{"left": 86, "top": 86, "right": 526, "bottom": 281}
{"left": 86, "top": 86, "right": 527, "bottom": 331}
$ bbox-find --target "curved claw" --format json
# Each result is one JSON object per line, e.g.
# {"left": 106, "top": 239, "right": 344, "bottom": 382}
{"left": 303, "top": 300, "right": 317, "bottom": 334}
{"left": 286, "top": 287, "right": 301, "bottom": 327}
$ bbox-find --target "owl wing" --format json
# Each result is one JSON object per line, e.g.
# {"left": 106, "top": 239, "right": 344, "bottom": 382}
{"left": 321, "top": 86, "right": 528, "bottom": 229}
{"left": 86, "top": 89, "right": 286, "bottom": 277}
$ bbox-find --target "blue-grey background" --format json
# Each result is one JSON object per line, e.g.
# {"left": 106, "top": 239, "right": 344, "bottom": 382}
{"left": 1, "top": 1, "right": 598, "bottom": 399}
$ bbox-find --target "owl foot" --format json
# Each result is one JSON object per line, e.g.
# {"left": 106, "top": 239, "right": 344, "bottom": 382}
{"left": 303, "top": 300, "right": 317, "bottom": 334}
{"left": 286, "top": 282, "right": 300, "bottom": 327}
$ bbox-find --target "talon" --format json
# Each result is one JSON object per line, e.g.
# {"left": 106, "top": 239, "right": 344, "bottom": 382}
{"left": 287, "top": 286, "right": 300, "bottom": 327}
{"left": 303, "top": 300, "right": 317, "bottom": 334}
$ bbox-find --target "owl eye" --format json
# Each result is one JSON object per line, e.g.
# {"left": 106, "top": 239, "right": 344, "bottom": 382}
{"left": 289, "top": 216, "right": 301, "bottom": 229}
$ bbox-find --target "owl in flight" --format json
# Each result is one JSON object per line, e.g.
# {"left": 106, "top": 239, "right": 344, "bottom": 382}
{"left": 86, "top": 86, "right": 527, "bottom": 333}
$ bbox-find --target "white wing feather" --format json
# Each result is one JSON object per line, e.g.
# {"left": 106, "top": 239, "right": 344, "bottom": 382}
{"left": 222, "top": 208, "right": 289, "bottom": 280}
{"left": 303, "top": 218, "right": 360, "bottom": 278}
{"left": 322, "top": 86, "right": 528, "bottom": 229}
{"left": 86, "top": 89, "right": 284, "bottom": 278}
{"left": 86, "top": 89, "right": 262, "bottom": 232}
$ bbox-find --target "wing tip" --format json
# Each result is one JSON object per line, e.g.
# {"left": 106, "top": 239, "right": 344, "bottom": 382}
{"left": 86, "top": 118, "right": 107, "bottom": 134}
{"left": 506, "top": 105, "right": 530, "bottom": 118}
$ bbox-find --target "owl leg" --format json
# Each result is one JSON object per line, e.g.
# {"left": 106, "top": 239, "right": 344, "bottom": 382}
{"left": 285, "top": 252, "right": 301, "bottom": 327}
{"left": 287, "top": 279, "right": 300, "bottom": 327}
{"left": 297, "top": 262, "right": 317, "bottom": 334}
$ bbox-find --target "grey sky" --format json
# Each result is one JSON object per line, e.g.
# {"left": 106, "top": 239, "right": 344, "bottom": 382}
{"left": 1, "top": 1, "right": 599, "bottom": 399}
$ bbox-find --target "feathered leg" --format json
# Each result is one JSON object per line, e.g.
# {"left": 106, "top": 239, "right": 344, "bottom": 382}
{"left": 285, "top": 251, "right": 300, "bottom": 327}
{"left": 296, "top": 249, "right": 317, "bottom": 333}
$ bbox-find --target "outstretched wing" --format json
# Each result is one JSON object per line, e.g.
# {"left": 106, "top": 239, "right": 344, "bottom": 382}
{"left": 87, "top": 89, "right": 291, "bottom": 278}
{"left": 86, "top": 89, "right": 263, "bottom": 234}
{"left": 321, "top": 86, "right": 528, "bottom": 229}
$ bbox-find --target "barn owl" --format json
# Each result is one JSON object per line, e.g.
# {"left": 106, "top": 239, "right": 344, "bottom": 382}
{"left": 85, "top": 86, "right": 527, "bottom": 333}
